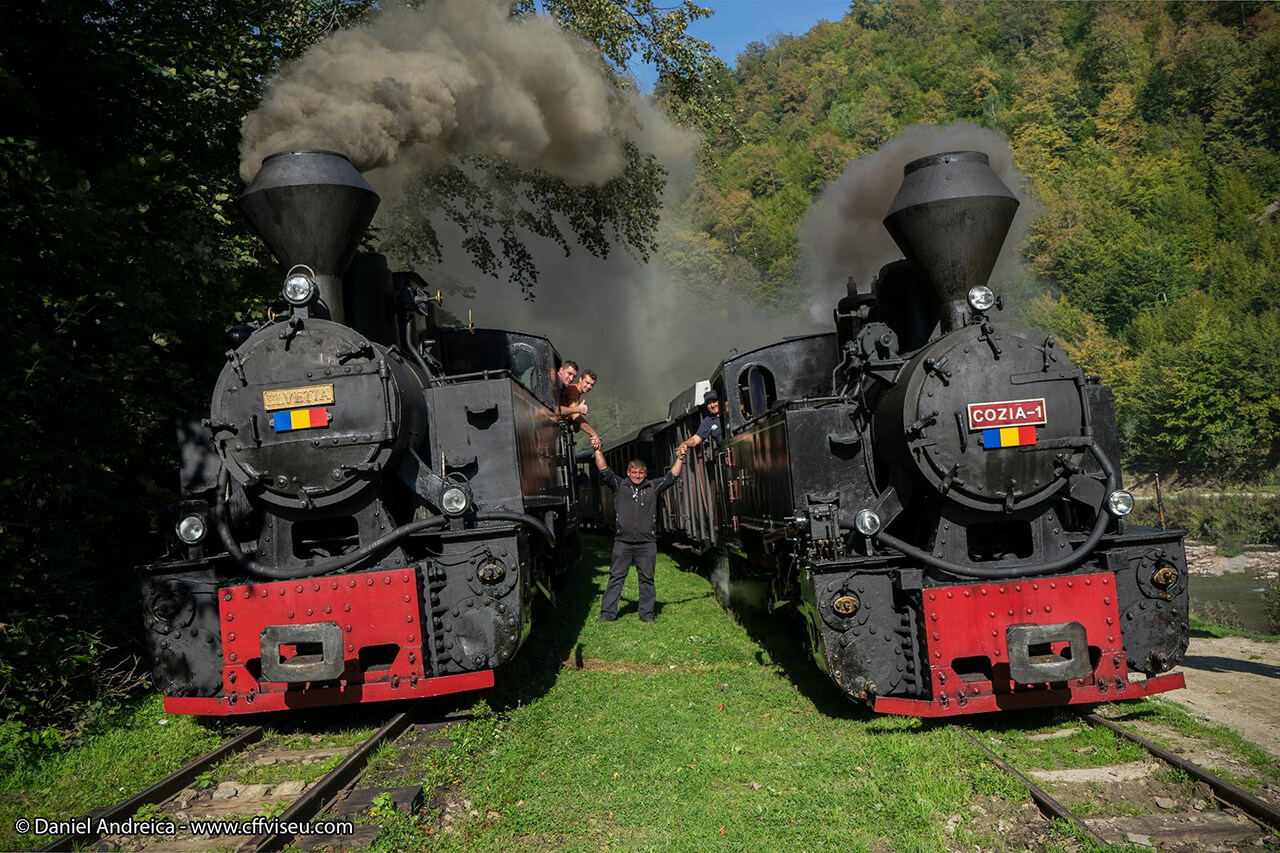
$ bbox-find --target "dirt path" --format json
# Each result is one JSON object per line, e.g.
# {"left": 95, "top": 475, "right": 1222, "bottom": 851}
{"left": 1162, "top": 636, "right": 1280, "bottom": 758}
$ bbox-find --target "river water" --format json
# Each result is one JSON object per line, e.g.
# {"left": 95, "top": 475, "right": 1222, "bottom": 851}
{"left": 1190, "top": 572, "right": 1273, "bottom": 632}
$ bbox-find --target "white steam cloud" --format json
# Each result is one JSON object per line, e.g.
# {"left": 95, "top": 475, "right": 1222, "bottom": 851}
{"left": 239, "top": 1, "right": 633, "bottom": 184}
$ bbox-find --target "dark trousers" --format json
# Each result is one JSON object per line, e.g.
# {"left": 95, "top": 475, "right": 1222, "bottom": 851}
{"left": 601, "top": 540, "right": 657, "bottom": 620}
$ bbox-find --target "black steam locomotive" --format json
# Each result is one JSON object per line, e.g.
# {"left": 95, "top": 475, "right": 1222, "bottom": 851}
{"left": 140, "top": 150, "right": 581, "bottom": 715}
{"left": 596, "top": 151, "right": 1189, "bottom": 716}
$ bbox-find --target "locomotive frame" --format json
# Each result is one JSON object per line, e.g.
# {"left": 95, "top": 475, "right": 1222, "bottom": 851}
{"left": 141, "top": 151, "right": 583, "bottom": 716}
{"left": 593, "top": 151, "right": 1189, "bottom": 717}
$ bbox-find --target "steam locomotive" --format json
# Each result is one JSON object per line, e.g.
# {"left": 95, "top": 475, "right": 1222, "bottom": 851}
{"left": 597, "top": 151, "right": 1189, "bottom": 716}
{"left": 140, "top": 150, "right": 582, "bottom": 715}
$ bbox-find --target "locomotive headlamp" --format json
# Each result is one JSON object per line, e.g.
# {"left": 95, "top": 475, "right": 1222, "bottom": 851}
{"left": 282, "top": 265, "right": 317, "bottom": 306}
{"left": 967, "top": 285, "right": 997, "bottom": 312}
{"left": 1106, "top": 490, "right": 1135, "bottom": 517}
{"left": 176, "top": 514, "right": 207, "bottom": 544}
{"left": 441, "top": 485, "right": 471, "bottom": 516}
{"left": 854, "top": 509, "right": 882, "bottom": 536}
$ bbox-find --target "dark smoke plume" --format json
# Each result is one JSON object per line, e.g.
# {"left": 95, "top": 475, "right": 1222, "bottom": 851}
{"left": 238, "top": 0, "right": 726, "bottom": 423}
{"left": 452, "top": 126, "right": 1037, "bottom": 423}
{"left": 799, "top": 122, "right": 1036, "bottom": 323}
{"left": 239, "top": 1, "right": 632, "bottom": 184}
{"left": 447, "top": 211, "right": 798, "bottom": 424}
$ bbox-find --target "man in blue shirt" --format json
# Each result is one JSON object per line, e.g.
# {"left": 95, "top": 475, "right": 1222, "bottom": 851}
{"left": 677, "top": 391, "right": 723, "bottom": 452}
{"left": 593, "top": 444, "right": 685, "bottom": 623}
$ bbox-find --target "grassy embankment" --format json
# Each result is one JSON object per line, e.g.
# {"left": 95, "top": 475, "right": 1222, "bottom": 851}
{"left": 5, "top": 533, "right": 1278, "bottom": 852}
{"left": 1130, "top": 489, "right": 1280, "bottom": 552}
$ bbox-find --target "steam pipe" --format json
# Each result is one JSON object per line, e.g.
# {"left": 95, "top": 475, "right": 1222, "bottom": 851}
{"left": 215, "top": 469, "right": 556, "bottom": 579}
{"left": 215, "top": 467, "right": 447, "bottom": 579}
{"left": 470, "top": 511, "right": 557, "bottom": 549}
{"left": 863, "top": 442, "right": 1118, "bottom": 580}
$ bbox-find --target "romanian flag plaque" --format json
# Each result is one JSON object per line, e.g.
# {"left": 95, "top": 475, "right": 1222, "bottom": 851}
{"left": 967, "top": 397, "right": 1046, "bottom": 450}
{"left": 981, "top": 425, "right": 1037, "bottom": 448}
{"left": 272, "top": 407, "right": 330, "bottom": 432}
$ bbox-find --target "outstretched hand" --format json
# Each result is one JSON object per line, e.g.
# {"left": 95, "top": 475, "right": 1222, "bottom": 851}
{"left": 675, "top": 444, "right": 687, "bottom": 461}
{"left": 590, "top": 435, "right": 602, "bottom": 450}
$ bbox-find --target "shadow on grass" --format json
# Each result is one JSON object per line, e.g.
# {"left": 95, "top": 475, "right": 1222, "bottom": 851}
{"left": 620, "top": 594, "right": 712, "bottom": 619}
{"left": 944, "top": 705, "right": 1100, "bottom": 737}
{"left": 662, "top": 548, "right": 872, "bottom": 722}
{"left": 483, "top": 534, "right": 610, "bottom": 713}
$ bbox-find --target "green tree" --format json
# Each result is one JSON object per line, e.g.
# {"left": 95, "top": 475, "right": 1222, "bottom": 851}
{"left": 1126, "top": 296, "right": 1280, "bottom": 478}
{"left": 1, "top": 0, "right": 381, "bottom": 734}
{"left": 377, "top": 1, "right": 730, "bottom": 297}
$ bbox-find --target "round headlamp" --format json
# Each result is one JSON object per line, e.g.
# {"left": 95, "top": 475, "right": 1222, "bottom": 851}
{"left": 1106, "top": 490, "right": 1135, "bottom": 517}
{"left": 283, "top": 265, "right": 317, "bottom": 306}
{"left": 854, "top": 509, "right": 882, "bottom": 536}
{"left": 967, "top": 285, "right": 997, "bottom": 312}
{"left": 441, "top": 486, "right": 471, "bottom": 516}
{"left": 176, "top": 514, "right": 207, "bottom": 544}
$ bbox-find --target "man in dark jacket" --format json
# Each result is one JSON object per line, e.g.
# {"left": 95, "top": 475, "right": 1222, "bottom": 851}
{"left": 594, "top": 444, "right": 685, "bottom": 623}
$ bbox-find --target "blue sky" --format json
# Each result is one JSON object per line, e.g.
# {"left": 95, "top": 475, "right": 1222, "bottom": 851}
{"left": 628, "top": 0, "right": 851, "bottom": 92}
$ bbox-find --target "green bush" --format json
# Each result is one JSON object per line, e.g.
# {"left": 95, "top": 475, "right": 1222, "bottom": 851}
{"left": 1131, "top": 494, "right": 1280, "bottom": 546}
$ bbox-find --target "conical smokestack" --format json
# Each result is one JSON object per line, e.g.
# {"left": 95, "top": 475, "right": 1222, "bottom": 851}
{"left": 883, "top": 151, "right": 1018, "bottom": 332}
{"left": 240, "top": 150, "right": 380, "bottom": 324}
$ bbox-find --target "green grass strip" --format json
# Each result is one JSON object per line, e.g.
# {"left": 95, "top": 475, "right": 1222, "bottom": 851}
{"left": 0, "top": 697, "right": 226, "bottom": 850}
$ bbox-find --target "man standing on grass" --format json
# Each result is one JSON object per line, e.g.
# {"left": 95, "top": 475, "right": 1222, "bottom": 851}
{"left": 593, "top": 444, "right": 685, "bottom": 623}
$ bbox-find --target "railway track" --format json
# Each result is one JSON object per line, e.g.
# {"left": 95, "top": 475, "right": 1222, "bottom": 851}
{"left": 39, "top": 701, "right": 469, "bottom": 852}
{"left": 956, "top": 712, "right": 1280, "bottom": 849}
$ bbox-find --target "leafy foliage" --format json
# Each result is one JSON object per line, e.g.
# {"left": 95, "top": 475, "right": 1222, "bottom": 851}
{"left": 679, "top": 0, "right": 1280, "bottom": 480}
{"left": 380, "top": 145, "right": 667, "bottom": 299}
{"left": 0, "top": 0, "right": 381, "bottom": 736}
{"left": 1265, "top": 582, "right": 1280, "bottom": 635}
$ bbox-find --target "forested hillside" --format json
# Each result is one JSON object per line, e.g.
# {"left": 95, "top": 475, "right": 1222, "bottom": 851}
{"left": 663, "top": 0, "right": 1280, "bottom": 481}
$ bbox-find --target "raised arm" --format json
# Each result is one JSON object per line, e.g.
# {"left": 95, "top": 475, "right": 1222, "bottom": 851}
{"left": 670, "top": 444, "right": 686, "bottom": 478}
{"left": 593, "top": 447, "right": 608, "bottom": 471}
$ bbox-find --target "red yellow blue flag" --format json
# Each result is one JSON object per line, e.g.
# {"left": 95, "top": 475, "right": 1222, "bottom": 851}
{"left": 272, "top": 408, "right": 329, "bottom": 432}
{"left": 981, "top": 426, "right": 1036, "bottom": 449}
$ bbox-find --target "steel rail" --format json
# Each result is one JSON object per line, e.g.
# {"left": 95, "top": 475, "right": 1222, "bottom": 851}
{"left": 1085, "top": 712, "right": 1280, "bottom": 832}
{"left": 38, "top": 725, "right": 265, "bottom": 853}
{"left": 236, "top": 702, "right": 424, "bottom": 852}
{"left": 952, "top": 725, "right": 1108, "bottom": 846}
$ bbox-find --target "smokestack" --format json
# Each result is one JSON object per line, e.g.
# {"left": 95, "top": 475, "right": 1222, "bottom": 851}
{"left": 882, "top": 151, "right": 1018, "bottom": 332}
{"left": 240, "top": 150, "right": 380, "bottom": 323}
